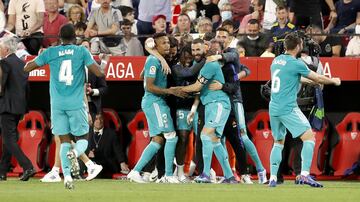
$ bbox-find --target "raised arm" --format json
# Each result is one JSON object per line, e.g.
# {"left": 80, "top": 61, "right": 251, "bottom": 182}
{"left": 172, "top": 59, "right": 205, "bottom": 78}
{"left": 306, "top": 71, "right": 341, "bottom": 86}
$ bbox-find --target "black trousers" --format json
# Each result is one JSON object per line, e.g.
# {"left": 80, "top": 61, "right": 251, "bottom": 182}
{"left": 0, "top": 113, "right": 33, "bottom": 175}
{"left": 21, "top": 32, "right": 43, "bottom": 56}
{"left": 294, "top": 14, "right": 323, "bottom": 30}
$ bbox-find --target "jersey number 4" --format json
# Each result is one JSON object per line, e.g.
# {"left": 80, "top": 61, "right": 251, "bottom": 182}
{"left": 59, "top": 60, "right": 74, "bottom": 86}
{"left": 271, "top": 69, "right": 281, "bottom": 93}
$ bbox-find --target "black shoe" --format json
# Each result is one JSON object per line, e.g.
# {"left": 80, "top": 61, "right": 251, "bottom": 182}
{"left": 19, "top": 168, "right": 36, "bottom": 181}
{"left": 0, "top": 175, "right": 6, "bottom": 181}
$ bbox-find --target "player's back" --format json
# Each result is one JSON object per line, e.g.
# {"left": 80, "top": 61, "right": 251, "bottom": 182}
{"left": 35, "top": 45, "right": 94, "bottom": 111}
{"left": 199, "top": 61, "right": 230, "bottom": 105}
{"left": 269, "top": 54, "right": 310, "bottom": 116}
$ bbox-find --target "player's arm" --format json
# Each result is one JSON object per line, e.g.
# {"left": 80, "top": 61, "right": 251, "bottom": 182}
{"left": 145, "top": 38, "right": 171, "bottom": 74}
{"left": 24, "top": 60, "right": 41, "bottom": 72}
{"left": 181, "top": 79, "right": 204, "bottom": 93}
{"left": 187, "top": 95, "right": 200, "bottom": 124}
{"left": 238, "top": 64, "right": 250, "bottom": 80}
{"left": 172, "top": 59, "right": 205, "bottom": 78}
{"left": 145, "top": 77, "right": 187, "bottom": 98}
{"left": 306, "top": 71, "right": 341, "bottom": 86}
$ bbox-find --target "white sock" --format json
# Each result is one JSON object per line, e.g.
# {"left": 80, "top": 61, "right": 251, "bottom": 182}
{"left": 177, "top": 165, "right": 184, "bottom": 177}
{"left": 269, "top": 175, "right": 277, "bottom": 182}
{"left": 64, "top": 175, "right": 73, "bottom": 182}
{"left": 52, "top": 167, "right": 60, "bottom": 173}
{"left": 85, "top": 160, "right": 95, "bottom": 169}
{"left": 301, "top": 171, "right": 309, "bottom": 176}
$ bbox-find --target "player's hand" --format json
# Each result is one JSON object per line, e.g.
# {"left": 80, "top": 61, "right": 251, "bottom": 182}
{"left": 86, "top": 83, "right": 93, "bottom": 95}
{"left": 169, "top": 87, "right": 188, "bottom": 98}
{"left": 206, "top": 54, "right": 222, "bottom": 63}
{"left": 332, "top": 77, "right": 341, "bottom": 86}
{"left": 187, "top": 111, "right": 195, "bottom": 125}
{"left": 120, "top": 162, "right": 130, "bottom": 174}
{"left": 208, "top": 80, "right": 223, "bottom": 90}
{"left": 161, "top": 59, "right": 171, "bottom": 75}
{"left": 89, "top": 150, "right": 95, "bottom": 158}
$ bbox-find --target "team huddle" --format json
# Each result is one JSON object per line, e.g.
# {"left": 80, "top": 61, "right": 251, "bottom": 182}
{"left": 24, "top": 23, "right": 340, "bottom": 189}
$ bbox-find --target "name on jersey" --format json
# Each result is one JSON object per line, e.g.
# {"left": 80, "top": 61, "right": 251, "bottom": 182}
{"left": 273, "top": 59, "right": 287, "bottom": 66}
{"left": 58, "top": 49, "right": 74, "bottom": 57}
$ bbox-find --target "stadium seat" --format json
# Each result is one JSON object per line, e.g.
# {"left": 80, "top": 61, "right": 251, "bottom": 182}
{"left": 288, "top": 121, "right": 329, "bottom": 176}
{"left": 330, "top": 112, "right": 360, "bottom": 176}
{"left": 102, "top": 108, "right": 122, "bottom": 133}
{"left": 45, "top": 136, "right": 57, "bottom": 169}
{"left": 12, "top": 111, "right": 48, "bottom": 173}
{"left": 247, "top": 110, "right": 274, "bottom": 172}
{"left": 127, "top": 111, "right": 150, "bottom": 169}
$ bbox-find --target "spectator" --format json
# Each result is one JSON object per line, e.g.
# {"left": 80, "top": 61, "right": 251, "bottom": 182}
{"left": 120, "top": 6, "right": 137, "bottom": 35}
{"left": 182, "top": 1, "right": 198, "bottom": 22}
{"left": 67, "top": 4, "right": 86, "bottom": 25}
{"left": 345, "top": 18, "right": 360, "bottom": 57}
{"left": 238, "top": 19, "right": 270, "bottom": 56}
{"left": 74, "top": 22, "right": 87, "bottom": 44}
{"left": 309, "top": 25, "right": 342, "bottom": 57}
{"left": 120, "top": 19, "right": 144, "bottom": 56}
{"left": 137, "top": 0, "right": 171, "bottom": 36}
{"left": 239, "top": 0, "right": 265, "bottom": 34}
{"left": 152, "top": 15, "right": 167, "bottom": 34}
{"left": 324, "top": 0, "right": 360, "bottom": 34}
{"left": 197, "top": 17, "right": 213, "bottom": 34}
{"left": 219, "top": 2, "right": 233, "bottom": 23}
{"left": 221, "top": 20, "right": 239, "bottom": 48}
{"left": 228, "top": 0, "right": 250, "bottom": 22}
{"left": 270, "top": 6, "right": 296, "bottom": 56}
{"left": 43, "top": 0, "right": 68, "bottom": 48}
{"left": 196, "top": 0, "right": 220, "bottom": 24}
{"left": 168, "top": 36, "right": 179, "bottom": 65}
{"left": 0, "top": 36, "right": 35, "bottom": 181}
{"left": 87, "top": 113, "right": 130, "bottom": 178}
{"left": 173, "top": 13, "right": 193, "bottom": 35}
{"left": 5, "top": 0, "right": 45, "bottom": 55}
{"left": 290, "top": 0, "right": 337, "bottom": 30}
{"left": 236, "top": 41, "right": 246, "bottom": 57}
{"left": 64, "top": 0, "right": 86, "bottom": 13}
{"left": 85, "top": 0, "right": 124, "bottom": 55}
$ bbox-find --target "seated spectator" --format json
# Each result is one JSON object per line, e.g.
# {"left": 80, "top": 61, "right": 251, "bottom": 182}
{"left": 196, "top": 0, "right": 220, "bottom": 24}
{"left": 309, "top": 25, "right": 342, "bottom": 57}
{"left": 5, "top": 0, "right": 45, "bottom": 55}
{"left": 239, "top": 0, "right": 265, "bottom": 34}
{"left": 221, "top": 19, "right": 239, "bottom": 48}
{"left": 173, "top": 13, "right": 193, "bottom": 35}
{"left": 67, "top": 4, "right": 86, "bottom": 25}
{"left": 120, "top": 6, "right": 137, "bottom": 35}
{"left": 236, "top": 41, "right": 246, "bottom": 57}
{"left": 152, "top": 15, "right": 167, "bottom": 34}
{"left": 85, "top": 0, "right": 124, "bottom": 55}
{"left": 325, "top": 0, "right": 360, "bottom": 34}
{"left": 74, "top": 22, "right": 87, "bottom": 44}
{"left": 270, "top": 6, "right": 296, "bottom": 56}
{"left": 197, "top": 17, "right": 213, "bottom": 35}
{"left": 182, "top": 1, "right": 198, "bottom": 22}
{"left": 87, "top": 113, "right": 130, "bottom": 178}
{"left": 345, "top": 20, "right": 360, "bottom": 57}
{"left": 238, "top": 19, "right": 270, "bottom": 56}
{"left": 43, "top": 0, "right": 68, "bottom": 48}
{"left": 120, "top": 19, "right": 144, "bottom": 56}
{"left": 64, "top": 0, "right": 86, "bottom": 13}
{"left": 219, "top": 2, "right": 234, "bottom": 23}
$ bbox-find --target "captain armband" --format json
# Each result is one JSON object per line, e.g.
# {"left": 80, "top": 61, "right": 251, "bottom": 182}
{"left": 197, "top": 76, "right": 208, "bottom": 85}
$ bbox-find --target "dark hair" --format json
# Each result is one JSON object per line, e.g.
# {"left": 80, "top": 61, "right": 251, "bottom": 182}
{"left": 248, "top": 19, "right": 260, "bottom": 25}
{"left": 209, "top": 39, "right": 224, "bottom": 50}
{"left": 276, "top": 6, "right": 287, "bottom": 11}
{"left": 178, "top": 13, "right": 191, "bottom": 21}
{"left": 74, "top": 22, "right": 87, "bottom": 31}
{"left": 179, "top": 44, "right": 192, "bottom": 58}
{"left": 169, "top": 36, "right": 178, "bottom": 48}
{"left": 120, "top": 6, "right": 134, "bottom": 17}
{"left": 203, "top": 32, "right": 215, "bottom": 41}
{"left": 216, "top": 27, "right": 230, "bottom": 35}
{"left": 207, "top": 39, "right": 223, "bottom": 56}
{"left": 221, "top": 19, "right": 234, "bottom": 28}
{"left": 258, "top": 0, "right": 266, "bottom": 7}
{"left": 284, "top": 32, "right": 302, "bottom": 51}
{"left": 121, "top": 19, "right": 133, "bottom": 26}
{"left": 153, "top": 32, "right": 168, "bottom": 40}
{"left": 192, "top": 38, "right": 204, "bottom": 45}
{"left": 60, "top": 23, "right": 76, "bottom": 41}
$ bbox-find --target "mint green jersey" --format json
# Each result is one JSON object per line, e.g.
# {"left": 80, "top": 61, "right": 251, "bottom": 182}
{"left": 142, "top": 55, "right": 167, "bottom": 105}
{"left": 35, "top": 44, "right": 95, "bottom": 110}
{"left": 269, "top": 54, "right": 311, "bottom": 116}
{"left": 198, "top": 61, "right": 230, "bottom": 106}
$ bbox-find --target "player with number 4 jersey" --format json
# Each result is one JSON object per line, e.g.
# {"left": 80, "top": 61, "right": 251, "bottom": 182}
{"left": 24, "top": 24, "right": 106, "bottom": 189}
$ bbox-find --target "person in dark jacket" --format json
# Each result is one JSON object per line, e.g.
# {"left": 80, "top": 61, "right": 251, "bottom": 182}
{"left": 0, "top": 36, "right": 34, "bottom": 181}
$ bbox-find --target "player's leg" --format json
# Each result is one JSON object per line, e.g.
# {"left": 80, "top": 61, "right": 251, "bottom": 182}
{"left": 268, "top": 115, "right": 286, "bottom": 187}
{"left": 234, "top": 102, "right": 266, "bottom": 183}
{"left": 282, "top": 108, "right": 323, "bottom": 187}
{"left": 40, "top": 135, "right": 61, "bottom": 182}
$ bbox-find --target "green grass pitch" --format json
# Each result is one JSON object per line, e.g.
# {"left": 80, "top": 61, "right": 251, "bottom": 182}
{"left": 0, "top": 179, "right": 359, "bottom": 202}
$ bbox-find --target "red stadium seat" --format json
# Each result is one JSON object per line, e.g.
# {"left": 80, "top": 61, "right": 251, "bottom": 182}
{"left": 102, "top": 108, "right": 122, "bottom": 133}
{"left": 331, "top": 112, "right": 360, "bottom": 176}
{"left": 45, "top": 136, "right": 57, "bottom": 169}
{"left": 127, "top": 111, "right": 150, "bottom": 169}
{"left": 288, "top": 121, "right": 329, "bottom": 176}
{"left": 12, "top": 111, "right": 48, "bottom": 173}
{"left": 247, "top": 110, "right": 274, "bottom": 172}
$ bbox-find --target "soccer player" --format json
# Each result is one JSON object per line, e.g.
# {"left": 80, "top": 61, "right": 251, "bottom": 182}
{"left": 127, "top": 33, "right": 187, "bottom": 183}
{"left": 24, "top": 23, "right": 106, "bottom": 189}
{"left": 180, "top": 46, "right": 236, "bottom": 183}
{"left": 268, "top": 32, "right": 341, "bottom": 187}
